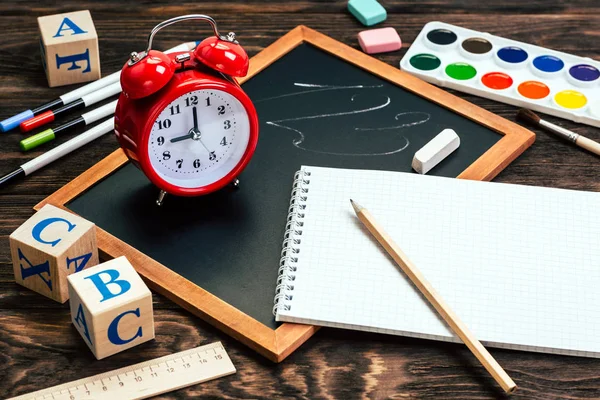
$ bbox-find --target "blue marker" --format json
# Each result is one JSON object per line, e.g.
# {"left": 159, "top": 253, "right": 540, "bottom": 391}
{"left": 2, "top": 103, "right": 59, "bottom": 133}
{"left": 0, "top": 71, "right": 120, "bottom": 132}
{"left": 0, "top": 41, "right": 200, "bottom": 132}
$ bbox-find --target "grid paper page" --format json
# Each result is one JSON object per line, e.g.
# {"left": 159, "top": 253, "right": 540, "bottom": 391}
{"left": 275, "top": 166, "right": 600, "bottom": 357}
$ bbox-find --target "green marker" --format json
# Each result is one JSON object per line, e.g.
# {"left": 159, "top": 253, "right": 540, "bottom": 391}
{"left": 21, "top": 129, "right": 56, "bottom": 151}
{"left": 20, "top": 100, "right": 118, "bottom": 151}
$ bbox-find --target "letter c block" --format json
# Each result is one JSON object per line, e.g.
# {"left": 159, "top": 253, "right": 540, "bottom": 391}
{"left": 9, "top": 204, "right": 98, "bottom": 303}
{"left": 67, "top": 256, "right": 155, "bottom": 359}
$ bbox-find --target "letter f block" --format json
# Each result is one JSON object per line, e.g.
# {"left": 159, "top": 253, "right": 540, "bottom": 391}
{"left": 67, "top": 256, "right": 155, "bottom": 360}
{"left": 9, "top": 204, "right": 99, "bottom": 303}
{"left": 37, "top": 10, "right": 101, "bottom": 87}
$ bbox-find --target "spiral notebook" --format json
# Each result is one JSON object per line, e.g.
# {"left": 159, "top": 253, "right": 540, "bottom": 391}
{"left": 273, "top": 166, "right": 600, "bottom": 357}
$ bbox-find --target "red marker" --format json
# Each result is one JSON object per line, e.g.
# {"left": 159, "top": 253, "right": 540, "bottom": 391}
{"left": 1, "top": 41, "right": 199, "bottom": 133}
{"left": 0, "top": 71, "right": 120, "bottom": 133}
{"left": 20, "top": 82, "right": 121, "bottom": 132}
{"left": 20, "top": 100, "right": 118, "bottom": 151}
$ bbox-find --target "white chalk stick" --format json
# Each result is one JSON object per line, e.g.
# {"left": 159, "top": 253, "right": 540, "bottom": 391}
{"left": 412, "top": 129, "right": 460, "bottom": 174}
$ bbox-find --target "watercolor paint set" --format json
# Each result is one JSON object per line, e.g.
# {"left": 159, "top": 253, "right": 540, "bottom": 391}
{"left": 400, "top": 22, "right": 600, "bottom": 128}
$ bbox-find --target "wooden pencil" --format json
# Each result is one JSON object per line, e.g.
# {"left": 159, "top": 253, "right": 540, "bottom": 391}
{"left": 350, "top": 199, "right": 517, "bottom": 394}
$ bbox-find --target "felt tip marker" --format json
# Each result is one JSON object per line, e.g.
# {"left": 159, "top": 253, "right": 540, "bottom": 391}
{"left": 0, "top": 41, "right": 199, "bottom": 133}
{"left": 20, "top": 82, "right": 121, "bottom": 132}
{"left": 0, "top": 118, "right": 115, "bottom": 188}
{"left": 20, "top": 100, "right": 118, "bottom": 151}
{"left": 0, "top": 71, "right": 120, "bottom": 133}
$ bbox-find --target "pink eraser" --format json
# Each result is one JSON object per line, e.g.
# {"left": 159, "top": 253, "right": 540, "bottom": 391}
{"left": 358, "top": 27, "right": 402, "bottom": 54}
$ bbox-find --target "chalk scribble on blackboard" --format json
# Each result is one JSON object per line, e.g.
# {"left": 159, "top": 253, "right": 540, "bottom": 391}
{"left": 294, "top": 83, "right": 382, "bottom": 88}
{"left": 257, "top": 82, "right": 430, "bottom": 156}
{"left": 354, "top": 112, "right": 431, "bottom": 131}
{"left": 266, "top": 121, "right": 411, "bottom": 156}
{"left": 254, "top": 83, "right": 385, "bottom": 104}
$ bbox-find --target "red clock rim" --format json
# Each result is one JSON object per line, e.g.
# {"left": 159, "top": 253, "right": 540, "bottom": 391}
{"left": 137, "top": 79, "right": 259, "bottom": 197}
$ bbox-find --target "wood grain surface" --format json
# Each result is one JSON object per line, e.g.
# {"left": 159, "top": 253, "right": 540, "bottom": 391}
{"left": 1, "top": 1, "right": 599, "bottom": 398}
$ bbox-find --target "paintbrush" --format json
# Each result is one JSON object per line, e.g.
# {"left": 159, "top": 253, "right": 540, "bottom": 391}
{"left": 517, "top": 109, "right": 600, "bottom": 157}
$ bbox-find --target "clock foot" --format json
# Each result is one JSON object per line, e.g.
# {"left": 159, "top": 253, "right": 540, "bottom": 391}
{"left": 232, "top": 178, "right": 240, "bottom": 189}
{"left": 156, "top": 190, "right": 167, "bottom": 206}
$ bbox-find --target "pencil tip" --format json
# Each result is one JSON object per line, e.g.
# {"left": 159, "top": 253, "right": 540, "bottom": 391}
{"left": 350, "top": 199, "right": 363, "bottom": 213}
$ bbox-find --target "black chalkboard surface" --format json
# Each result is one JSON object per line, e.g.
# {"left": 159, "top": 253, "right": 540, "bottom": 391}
{"left": 68, "top": 43, "right": 501, "bottom": 330}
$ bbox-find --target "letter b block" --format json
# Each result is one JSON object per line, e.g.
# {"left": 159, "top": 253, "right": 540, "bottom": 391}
{"left": 68, "top": 256, "right": 155, "bottom": 359}
{"left": 9, "top": 204, "right": 99, "bottom": 303}
{"left": 37, "top": 10, "right": 100, "bottom": 87}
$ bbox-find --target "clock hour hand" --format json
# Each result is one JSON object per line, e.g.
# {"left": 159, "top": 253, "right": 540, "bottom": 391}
{"left": 170, "top": 106, "right": 201, "bottom": 143}
{"left": 170, "top": 131, "right": 193, "bottom": 143}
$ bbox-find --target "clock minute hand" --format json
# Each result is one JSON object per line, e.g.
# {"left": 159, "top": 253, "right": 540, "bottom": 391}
{"left": 192, "top": 106, "right": 199, "bottom": 132}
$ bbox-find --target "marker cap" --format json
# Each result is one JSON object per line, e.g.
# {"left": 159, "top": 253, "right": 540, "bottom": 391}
{"left": 20, "top": 110, "right": 55, "bottom": 132}
{"left": 20, "top": 129, "right": 56, "bottom": 151}
{"left": 1, "top": 110, "right": 34, "bottom": 132}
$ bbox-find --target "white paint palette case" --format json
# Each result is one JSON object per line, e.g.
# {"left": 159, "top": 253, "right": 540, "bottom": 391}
{"left": 400, "top": 22, "right": 600, "bottom": 128}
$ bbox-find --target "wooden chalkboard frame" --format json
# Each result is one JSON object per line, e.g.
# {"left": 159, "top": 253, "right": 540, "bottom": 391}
{"left": 35, "top": 26, "right": 535, "bottom": 363}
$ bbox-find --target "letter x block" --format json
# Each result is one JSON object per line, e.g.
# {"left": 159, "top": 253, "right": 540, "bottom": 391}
{"left": 9, "top": 204, "right": 99, "bottom": 303}
{"left": 68, "top": 256, "right": 155, "bottom": 360}
{"left": 37, "top": 10, "right": 101, "bottom": 87}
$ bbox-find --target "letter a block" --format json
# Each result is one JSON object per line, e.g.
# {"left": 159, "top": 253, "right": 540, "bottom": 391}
{"left": 68, "top": 256, "right": 155, "bottom": 360}
{"left": 9, "top": 204, "right": 99, "bottom": 303}
{"left": 37, "top": 10, "right": 101, "bottom": 87}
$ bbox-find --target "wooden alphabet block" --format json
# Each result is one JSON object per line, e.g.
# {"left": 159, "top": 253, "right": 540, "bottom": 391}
{"left": 9, "top": 204, "right": 99, "bottom": 303}
{"left": 37, "top": 10, "right": 101, "bottom": 87}
{"left": 68, "top": 256, "right": 155, "bottom": 360}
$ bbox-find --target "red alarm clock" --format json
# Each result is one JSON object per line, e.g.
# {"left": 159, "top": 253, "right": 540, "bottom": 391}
{"left": 114, "top": 15, "right": 259, "bottom": 205}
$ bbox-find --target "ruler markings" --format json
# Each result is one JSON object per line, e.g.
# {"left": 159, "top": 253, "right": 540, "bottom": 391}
{"left": 9, "top": 342, "right": 235, "bottom": 400}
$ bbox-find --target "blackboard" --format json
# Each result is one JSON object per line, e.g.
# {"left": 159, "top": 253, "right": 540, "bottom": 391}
{"left": 45, "top": 26, "right": 534, "bottom": 361}
{"left": 69, "top": 42, "right": 501, "bottom": 328}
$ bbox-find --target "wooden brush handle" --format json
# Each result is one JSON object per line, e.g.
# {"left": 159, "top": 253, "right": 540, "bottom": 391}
{"left": 576, "top": 136, "right": 600, "bottom": 157}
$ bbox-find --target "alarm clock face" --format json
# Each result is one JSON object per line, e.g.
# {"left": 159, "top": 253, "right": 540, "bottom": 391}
{"left": 147, "top": 89, "right": 251, "bottom": 189}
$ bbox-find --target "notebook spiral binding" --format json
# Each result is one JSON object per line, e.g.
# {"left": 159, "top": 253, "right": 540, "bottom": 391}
{"left": 272, "top": 169, "right": 311, "bottom": 316}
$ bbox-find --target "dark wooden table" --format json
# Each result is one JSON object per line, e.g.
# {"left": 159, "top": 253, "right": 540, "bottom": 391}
{"left": 1, "top": 1, "right": 599, "bottom": 398}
